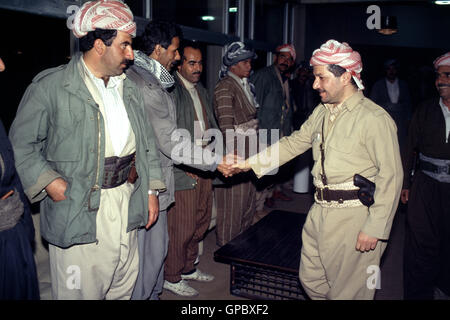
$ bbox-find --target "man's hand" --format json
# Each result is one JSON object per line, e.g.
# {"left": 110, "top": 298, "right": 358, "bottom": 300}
{"left": 45, "top": 178, "right": 68, "bottom": 202}
{"left": 186, "top": 172, "right": 199, "bottom": 181}
{"left": 146, "top": 194, "right": 159, "bottom": 229}
{"left": 0, "top": 57, "right": 5, "bottom": 72}
{"left": 400, "top": 189, "right": 409, "bottom": 204}
{"left": 217, "top": 153, "right": 241, "bottom": 177}
{"left": 232, "top": 158, "right": 251, "bottom": 173}
{"left": 355, "top": 231, "right": 379, "bottom": 252}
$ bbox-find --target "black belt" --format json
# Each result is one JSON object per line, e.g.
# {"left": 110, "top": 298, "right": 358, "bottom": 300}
{"left": 418, "top": 159, "right": 450, "bottom": 175}
{"left": 102, "top": 152, "right": 136, "bottom": 189}
{"left": 315, "top": 187, "right": 359, "bottom": 203}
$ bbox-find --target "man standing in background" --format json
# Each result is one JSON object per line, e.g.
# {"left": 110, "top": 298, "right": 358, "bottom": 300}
{"left": 402, "top": 52, "right": 450, "bottom": 299}
{"left": 250, "top": 44, "right": 296, "bottom": 219}
{"left": 163, "top": 43, "right": 219, "bottom": 297}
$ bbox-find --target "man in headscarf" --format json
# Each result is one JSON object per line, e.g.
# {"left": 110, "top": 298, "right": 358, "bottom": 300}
{"left": 401, "top": 51, "right": 450, "bottom": 300}
{"left": 9, "top": 0, "right": 165, "bottom": 299}
{"left": 250, "top": 44, "right": 296, "bottom": 220}
{"left": 213, "top": 41, "right": 259, "bottom": 246}
{"left": 234, "top": 39, "right": 403, "bottom": 299}
{"left": 370, "top": 58, "right": 412, "bottom": 158}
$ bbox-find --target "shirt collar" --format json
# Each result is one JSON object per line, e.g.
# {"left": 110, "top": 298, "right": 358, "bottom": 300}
{"left": 80, "top": 55, "right": 125, "bottom": 89}
{"left": 177, "top": 71, "right": 196, "bottom": 90}
{"left": 323, "top": 90, "right": 364, "bottom": 113}
{"left": 228, "top": 71, "right": 247, "bottom": 85}
{"left": 385, "top": 78, "right": 398, "bottom": 86}
{"left": 439, "top": 98, "right": 450, "bottom": 115}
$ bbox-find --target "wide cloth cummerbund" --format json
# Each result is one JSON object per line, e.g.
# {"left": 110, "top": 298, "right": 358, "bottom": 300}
{"left": 102, "top": 152, "right": 136, "bottom": 189}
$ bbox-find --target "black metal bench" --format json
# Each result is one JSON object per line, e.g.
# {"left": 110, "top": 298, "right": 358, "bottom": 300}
{"left": 214, "top": 210, "right": 308, "bottom": 300}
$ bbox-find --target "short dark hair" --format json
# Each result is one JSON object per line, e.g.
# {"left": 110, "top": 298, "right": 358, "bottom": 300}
{"left": 135, "top": 20, "right": 183, "bottom": 56}
{"left": 180, "top": 40, "right": 202, "bottom": 61}
{"left": 79, "top": 28, "right": 117, "bottom": 53}
{"left": 327, "top": 64, "right": 357, "bottom": 87}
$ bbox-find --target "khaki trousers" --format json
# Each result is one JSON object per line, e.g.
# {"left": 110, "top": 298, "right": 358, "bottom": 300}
{"left": 299, "top": 203, "right": 387, "bottom": 300}
{"left": 49, "top": 182, "right": 139, "bottom": 300}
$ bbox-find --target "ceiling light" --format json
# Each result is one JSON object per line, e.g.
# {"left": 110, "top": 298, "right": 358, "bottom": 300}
{"left": 378, "top": 16, "right": 398, "bottom": 35}
{"left": 229, "top": 7, "right": 238, "bottom": 12}
{"left": 201, "top": 16, "right": 215, "bottom": 21}
{"left": 435, "top": 1, "right": 450, "bottom": 4}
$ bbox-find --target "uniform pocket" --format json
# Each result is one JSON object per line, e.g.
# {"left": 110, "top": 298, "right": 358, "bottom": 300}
{"left": 45, "top": 99, "right": 85, "bottom": 161}
{"left": 328, "top": 135, "right": 355, "bottom": 154}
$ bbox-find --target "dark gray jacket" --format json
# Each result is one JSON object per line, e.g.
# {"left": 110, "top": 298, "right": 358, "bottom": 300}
{"left": 171, "top": 73, "right": 221, "bottom": 191}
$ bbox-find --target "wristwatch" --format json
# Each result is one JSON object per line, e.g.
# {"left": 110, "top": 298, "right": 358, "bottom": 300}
{"left": 148, "top": 189, "right": 160, "bottom": 197}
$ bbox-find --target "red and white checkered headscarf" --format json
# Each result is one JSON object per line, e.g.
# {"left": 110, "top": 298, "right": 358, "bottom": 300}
{"left": 434, "top": 52, "right": 450, "bottom": 69}
{"left": 72, "top": 0, "right": 136, "bottom": 38}
{"left": 310, "top": 40, "right": 364, "bottom": 90}
{"left": 276, "top": 44, "right": 296, "bottom": 61}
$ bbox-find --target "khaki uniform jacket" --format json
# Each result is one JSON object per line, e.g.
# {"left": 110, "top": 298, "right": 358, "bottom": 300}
{"left": 249, "top": 91, "right": 403, "bottom": 240}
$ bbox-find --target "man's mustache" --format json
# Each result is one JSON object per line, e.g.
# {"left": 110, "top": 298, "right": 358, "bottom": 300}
{"left": 280, "top": 63, "right": 288, "bottom": 68}
{"left": 192, "top": 72, "right": 201, "bottom": 75}
{"left": 437, "top": 84, "right": 450, "bottom": 88}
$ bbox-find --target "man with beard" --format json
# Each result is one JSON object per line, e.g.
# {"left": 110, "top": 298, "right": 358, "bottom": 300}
{"left": 127, "top": 22, "right": 234, "bottom": 299}
{"left": 402, "top": 52, "right": 450, "bottom": 299}
{"left": 234, "top": 40, "right": 403, "bottom": 299}
{"left": 8, "top": 0, "right": 165, "bottom": 299}
{"left": 250, "top": 44, "right": 296, "bottom": 219}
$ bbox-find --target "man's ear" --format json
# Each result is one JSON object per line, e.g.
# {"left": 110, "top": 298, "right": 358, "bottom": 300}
{"left": 342, "top": 71, "right": 353, "bottom": 85}
{"left": 154, "top": 44, "right": 162, "bottom": 58}
{"left": 93, "top": 38, "right": 106, "bottom": 56}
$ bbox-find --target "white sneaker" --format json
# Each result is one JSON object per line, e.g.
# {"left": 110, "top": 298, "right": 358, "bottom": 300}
{"left": 163, "top": 280, "right": 199, "bottom": 297}
{"left": 181, "top": 269, "right": 215, "bottom": 282}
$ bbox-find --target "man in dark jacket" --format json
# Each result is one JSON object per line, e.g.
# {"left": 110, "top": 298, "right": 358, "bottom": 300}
{"left": 0, "top": 57, "right": 40, "bottom": 300}
{"left": 250, "top": 44, "right": 296, "bottom": 215}
{"left": 370, "top": 59, "right": 412, "bottom": 156}
{"left": 402, "top": 52, "right": 450, "bottom": 300}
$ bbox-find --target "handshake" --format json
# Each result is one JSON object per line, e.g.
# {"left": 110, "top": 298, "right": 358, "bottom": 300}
{"left": 216, "top": 153, "right": 252, "bottom": 178}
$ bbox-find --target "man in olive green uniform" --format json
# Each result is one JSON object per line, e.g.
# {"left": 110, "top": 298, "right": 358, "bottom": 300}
{"left": 9, "top": 1, "right": 165, "bottom": 299}
{"left": 235, "top": 40, "right": 403, "bottom": 299}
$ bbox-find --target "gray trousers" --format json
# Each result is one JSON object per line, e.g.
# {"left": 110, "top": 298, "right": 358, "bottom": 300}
{"left": 131, "top": 209, "right": 168, "bottom": 300}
